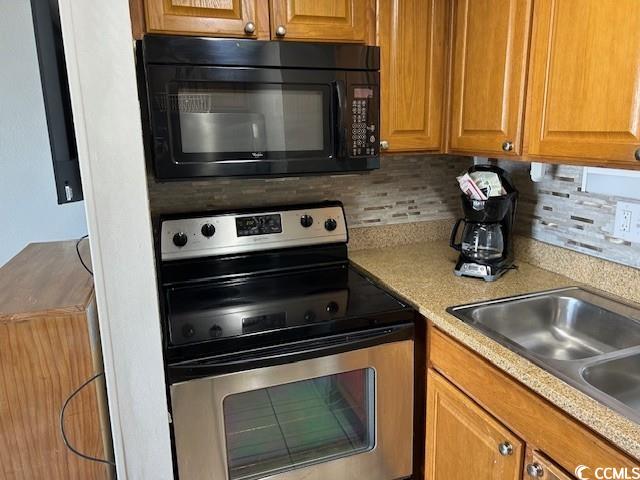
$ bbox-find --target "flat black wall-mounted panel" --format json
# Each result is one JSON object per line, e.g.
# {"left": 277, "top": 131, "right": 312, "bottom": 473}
{"left": 30, "top": 0, "right": 83, "bottom": 204}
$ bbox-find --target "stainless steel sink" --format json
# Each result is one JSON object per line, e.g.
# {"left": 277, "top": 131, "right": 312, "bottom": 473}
{"left": 448, "top": 287, "right": 640, "bottom": 423}
{"left": 463, "top": 292, "right": 640, "bottom": 360}
{"left": 582, "top": 353, "right": 640, "bottom": 412}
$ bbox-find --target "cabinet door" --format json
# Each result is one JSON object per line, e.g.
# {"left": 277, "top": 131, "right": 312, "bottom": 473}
{"left": 426, "top": 370, "right": 524, "bottom": 480}
{"left": 144, "top": 0, "right": 266, "bottom": 38}
{"left": 449, "top": 0, "right": 532, "bottom": 156}
{"left": 269, "top": 0, "right": 369, "bottom": 42}
{"left": 524, "top": 449, "right": 576, "bottom": 480}
{"left": 378, "top": 0, "right": 446, "bottom": 152}
{"left": 525, "top": 0, "right": 640, "bottom": 167}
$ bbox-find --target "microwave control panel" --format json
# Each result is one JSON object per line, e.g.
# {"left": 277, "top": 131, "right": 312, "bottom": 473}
{"left": 350, "top": 86, "right": 378, "bottom": 157}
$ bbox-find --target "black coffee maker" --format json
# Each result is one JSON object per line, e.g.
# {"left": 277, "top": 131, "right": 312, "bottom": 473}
{"left": 449, "top": 165, "right": 518, "bottom": 281}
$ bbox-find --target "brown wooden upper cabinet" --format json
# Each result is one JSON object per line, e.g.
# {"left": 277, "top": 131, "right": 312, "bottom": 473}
{"left": 140, "top": 0, "right": 372, "bottom": 42}
{"left": 269, "top": 0, "right": 370, "bottom": 42}
{"left": 524, "top": 0, "right": 640, "bottom": 168}
{"left": 143, "top": 0, "right": 268, "bottom": 38}
{"left": 448, "top": 0, "right": 532, "bottom": 157}
{"left": 378, "top": 0, "right": 447, "bottom": 153}
{"left": 426, "top": 370, "right": 524, "bottom": 480}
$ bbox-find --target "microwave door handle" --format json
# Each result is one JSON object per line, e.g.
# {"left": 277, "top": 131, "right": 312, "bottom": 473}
{"left": 167, "top": 324, "right": 413, "bottom": 382}
{"left": 334, "top": 81, "right": 348, "bottom": 158}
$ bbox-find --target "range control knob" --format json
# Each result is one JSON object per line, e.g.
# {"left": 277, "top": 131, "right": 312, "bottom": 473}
{"left": 201, "top": 223, "right": 216, "bottom": 237}
{"left": 173, "top": 232, "right": 188, "bottom": 247}
{"left": 300, "top": 215, "right": 314, "bottom": 228}
{"left": 326, "top": 301, "right": 339, "bottom": 314}
{"left": 182, "top": 324, "right": 195, "bottom": 338}
{"left": 209, "top": 325, "right": 223, "bottom": 338}
{"left": 324, "top": 218, "right": 338, "bottom": 231}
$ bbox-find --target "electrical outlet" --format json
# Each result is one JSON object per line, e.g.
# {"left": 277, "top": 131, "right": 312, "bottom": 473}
{"left": 620, "top": 209, "right": 632, "bottom": 233}
{"left": 614, "top": 201, "right": 640, "bottom": 243}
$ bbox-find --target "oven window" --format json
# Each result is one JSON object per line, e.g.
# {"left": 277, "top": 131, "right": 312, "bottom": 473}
{"left": 168, "top": 84, "right": 328, "bottom": 158}
{"left": 223, "top": 369, "right": 375, "bottom": 480}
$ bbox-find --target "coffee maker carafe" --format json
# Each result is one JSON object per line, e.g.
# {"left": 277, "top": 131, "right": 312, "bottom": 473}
{"left": 450, "top": 165, "right": 518, "bottom": 281}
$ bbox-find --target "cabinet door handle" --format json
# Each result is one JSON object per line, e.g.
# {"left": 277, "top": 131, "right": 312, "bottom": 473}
{"left": 380, "top": 140, "right": 389, "bottom": 150}
{"left": 635, "top": 148, "right": 640, "bottom": 161}
{"left": 244, "top": 22, "right": 256, "bottom": 35}
{"left": 498, "top": 441, "right": 513, "bottom": 456}
{"left": 502, "top": 141, "right": 514, "bottom": 152}
{"left": 275, "top": 25, "right": 287, "bottom": 37}
{"left": 526, "top": 463, "right": 544, "bottom": 477}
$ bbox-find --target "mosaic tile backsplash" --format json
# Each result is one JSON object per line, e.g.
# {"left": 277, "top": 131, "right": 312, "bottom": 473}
{"left": 148, "top": 155, "right": 471, "bottom": 227}
{"left": 499, "top": 160, "right": 640, "bottom": 269}
{"left": 147, "top": 152, "right": 639, "bottom": 270}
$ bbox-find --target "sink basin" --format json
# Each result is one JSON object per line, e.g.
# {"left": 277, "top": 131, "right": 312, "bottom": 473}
{"left": 582, "top": 353, "right": 640, "bottom": 412}
{"left": 463, "top": 294, "right": 640, "bottom": 360}
{"left": 448, "top": 287, "right": 640, "bottom": 423}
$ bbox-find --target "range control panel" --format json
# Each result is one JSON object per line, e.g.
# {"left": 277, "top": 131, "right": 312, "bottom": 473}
{"left": 350, "top": 86, "right": 378, "bottom": 157}
{"left": 161, "top": 205, "right": 347, "bottom": 261}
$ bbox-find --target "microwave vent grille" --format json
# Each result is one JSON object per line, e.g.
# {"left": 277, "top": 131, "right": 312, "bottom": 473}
{"left": 155, "top": 93, "right": 214, "bottom": 113}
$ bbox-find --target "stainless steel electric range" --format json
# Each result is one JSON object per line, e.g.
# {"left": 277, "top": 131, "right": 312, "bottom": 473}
{"left": 157, "top": 202, "right": 417, "bottom": 480}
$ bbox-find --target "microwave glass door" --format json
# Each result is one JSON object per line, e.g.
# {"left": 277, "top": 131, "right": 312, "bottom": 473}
{"left": 174, "top": 84, "right": 328, "bottom": 157}
{"left": 152, "top": 74, "right": 335, "bottom": 165}
{"left": 224, "top": 369, "right": 375, "bottom": 480}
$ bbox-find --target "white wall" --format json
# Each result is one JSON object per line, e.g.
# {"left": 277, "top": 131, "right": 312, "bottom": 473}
{"left": 58, "top": 0, "right": 174, "bottom": 477}
{"left": 0, "top": 0, "right": 87, "bottom": 267}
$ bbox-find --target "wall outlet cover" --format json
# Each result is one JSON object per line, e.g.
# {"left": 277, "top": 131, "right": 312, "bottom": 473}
{"left": 614, "top": 201, "right": 640, "bottom": 243}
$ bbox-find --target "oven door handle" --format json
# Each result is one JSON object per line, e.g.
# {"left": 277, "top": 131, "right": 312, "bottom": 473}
{"left": 168, "top": 323, "right": 414, "bottom": 383}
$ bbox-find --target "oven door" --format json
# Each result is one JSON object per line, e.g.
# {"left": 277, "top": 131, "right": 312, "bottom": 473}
{"left": 169, "top": 327, "right": 414, "bottom": 480}
{"left": 146, "top": 65, "right": 379, "bottom": 179}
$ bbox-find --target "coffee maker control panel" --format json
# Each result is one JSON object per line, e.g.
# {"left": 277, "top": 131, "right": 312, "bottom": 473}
{"left": 458, "top": 263, "right": 489, "bottom": 278}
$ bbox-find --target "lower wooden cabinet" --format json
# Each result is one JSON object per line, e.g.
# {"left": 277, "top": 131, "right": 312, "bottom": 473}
{"left": 426, "top": 370, "right": 524, "bottom": 479}
{"left": 425, "top": 370, "right": 581, "bottom": 480}
{"left": 0, "top": 242, "right": 113, "bottom": 480}
{"left": 425, "top": 327, "right": 639, "bottom": 479}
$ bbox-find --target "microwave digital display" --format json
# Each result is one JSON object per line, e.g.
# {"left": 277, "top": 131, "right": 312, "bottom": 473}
{"left": 236, "top": 214, "right": 282, "bottom": 237}
{"left": 354, "top": 87, "right": 374, "bottom": 99}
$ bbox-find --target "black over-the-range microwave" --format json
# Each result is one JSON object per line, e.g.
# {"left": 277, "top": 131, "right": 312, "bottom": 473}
{"left": 138, "top": 35, "right": 381, "bottom": 179}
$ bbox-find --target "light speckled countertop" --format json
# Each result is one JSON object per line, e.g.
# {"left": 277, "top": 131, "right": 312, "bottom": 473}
{"left": 349, "top": 240, "right": 640, "bottom": 460}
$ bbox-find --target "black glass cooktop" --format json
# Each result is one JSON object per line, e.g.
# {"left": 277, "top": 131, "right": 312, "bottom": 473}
{"left": 164, "top": 264, "right": 414, "bottom": 361}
